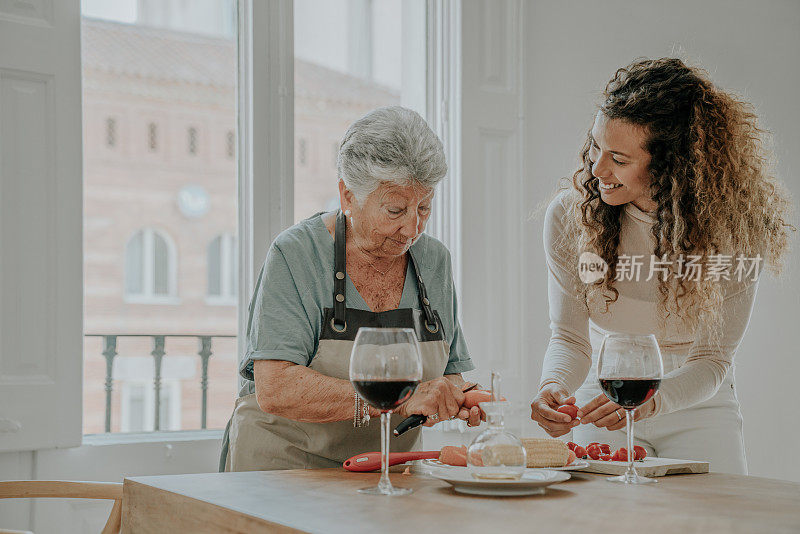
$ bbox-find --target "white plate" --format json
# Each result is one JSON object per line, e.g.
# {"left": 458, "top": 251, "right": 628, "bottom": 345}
{"left": 544, "top": 459, "right": 590, "bottom": 471}
{"left": 429, "top": 468, "right": 570, "bottom": 496}
{"left": 421, "top": 458, "right": 590, "bottom": 472}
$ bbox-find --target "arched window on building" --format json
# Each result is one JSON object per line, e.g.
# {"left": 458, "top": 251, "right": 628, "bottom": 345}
{"left": 298, "top": 137, "right": 308, "bottom": 166}
{"left": 125, "top": 228, "right": 177, "bottom": 302}
{"left": 207, "top": 233, "right": 237, "bottom": 304}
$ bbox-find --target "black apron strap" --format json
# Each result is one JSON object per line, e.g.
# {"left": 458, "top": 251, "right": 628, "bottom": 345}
{"left": 332, "top": 216, "right": 437, "bottom": 336}
{"left": 332, "top": 210, "right": 347, "bottom": 332}
{"left": 407, "top": 248, "right": 440, "bottom": 334}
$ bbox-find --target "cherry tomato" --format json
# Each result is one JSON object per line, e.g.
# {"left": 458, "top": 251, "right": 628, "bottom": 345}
{"left": 573, "top": 446, "right": 587, "bottom": 459}
{"left": 600, "top": 444, "right": 611, "bottom": 454}
{"left": 566, "top": 441, "right": 578, "bottom": 451}
{"left": 613, "top": 447, "right": 629, "bottom": 462}
{"left": 633, "top": 445, "right": 647, "bottom": 460}
{"left": 557, "top": 404, "right": 579, "bottom": 420}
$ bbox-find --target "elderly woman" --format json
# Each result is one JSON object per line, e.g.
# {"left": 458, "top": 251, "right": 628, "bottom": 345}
{"left": 221, "top": 106, "right": 478, "bottom": 471}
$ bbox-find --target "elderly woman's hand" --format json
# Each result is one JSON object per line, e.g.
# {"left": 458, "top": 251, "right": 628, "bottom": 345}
{"left": 530, "top": 383, "right": 581, "bottom": 437}
{"left": 397, "top": 377, "right": 465, "bottom": 426}
{"left": 454, "top": 382, "right": 484, "bottom": 427}
{"left": 578, "top": 393, "right": 657, "bottom": 431}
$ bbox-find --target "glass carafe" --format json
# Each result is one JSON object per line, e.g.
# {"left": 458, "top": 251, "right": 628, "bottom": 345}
{"left": 466, "top": 372, "right": 526, "bottom": 479}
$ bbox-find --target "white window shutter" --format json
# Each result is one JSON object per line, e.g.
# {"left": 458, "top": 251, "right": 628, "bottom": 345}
{"left": 0, "top": 0, "right": 83, "bottom": 451}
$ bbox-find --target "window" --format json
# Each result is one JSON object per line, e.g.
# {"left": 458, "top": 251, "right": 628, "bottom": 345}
{"left": 124, "top": 228, "right": 177, "bottom": 301}
{"left": 207, "top": 233, "right": 237, "bottom": 304}
{"left": 188, "top": 126, "right": 198, "bottom": 155}
{"left": 298, "top": 137, "right": 308, "bottom": 166}
{"left": 121, "top": 380, "right": 182, "bottom": 432}
{"left": 292, "top": 0, "right": 427, "bottom": 222}
{"left": 106, "top": 117, "right": 117, "bottom": 147}
{"left": 226, "top": 130, "right": 235, "bottom": 159}
{"left": 81, "top": 7, "right": 240, "bottom": 435}
{"left": 77, "top": 1, "right": 444, "bottom": 439}
{"left": 148, "top": 122, "right": 158, "bottom": 152}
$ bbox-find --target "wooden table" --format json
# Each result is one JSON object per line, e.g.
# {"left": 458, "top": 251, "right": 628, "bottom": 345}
{"left": 122, "top": 468, "right": 800, "bottom": 533}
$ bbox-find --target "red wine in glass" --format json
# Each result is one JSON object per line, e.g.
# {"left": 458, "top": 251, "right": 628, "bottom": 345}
{"left": 349, "top": 327, "right": 422, "bottom": 496}
{"left": 352, "top": 380, "right": 419, "bottom": 412}
{"left": 599, "top": 379, "right": 660, "bottom": 409}
{"left": 597, "top": 333, "right": 663, "bottom": 485}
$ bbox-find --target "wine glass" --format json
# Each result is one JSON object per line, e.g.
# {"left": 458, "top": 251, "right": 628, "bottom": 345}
{"left": 349, "top": 327, "right": 422, "bottom": 495}
{"left": 597, "top": 333, "right": 663, "bottom": 484}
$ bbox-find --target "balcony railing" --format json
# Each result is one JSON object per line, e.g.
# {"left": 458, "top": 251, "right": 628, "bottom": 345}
{"left": 85, "top": 334, "right": 236, "bottom": 432}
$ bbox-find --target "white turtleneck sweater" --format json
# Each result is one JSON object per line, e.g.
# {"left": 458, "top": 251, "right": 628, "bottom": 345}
{"left": 540, "top": 191, "right": 759, "bottom": 416}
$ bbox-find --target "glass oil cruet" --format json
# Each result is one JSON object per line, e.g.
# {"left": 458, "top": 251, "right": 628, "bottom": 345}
{"left": 466, "top": 371, "right": 527, "bottom": 479}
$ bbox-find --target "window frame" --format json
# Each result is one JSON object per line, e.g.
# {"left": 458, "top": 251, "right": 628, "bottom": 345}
{"left": 236, "top": 0, "right": 294, "bottom": 379}
{"left": 425, "top": 0, "right": 462, "bottom": 291}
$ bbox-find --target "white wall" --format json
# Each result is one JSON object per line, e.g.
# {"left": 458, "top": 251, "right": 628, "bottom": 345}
{"left": 520, "top": 0, "right": 800, "bottom": 482}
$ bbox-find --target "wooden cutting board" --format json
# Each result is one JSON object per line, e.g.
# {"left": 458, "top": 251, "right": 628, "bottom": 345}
{"left": 580, "top": 457, "right": 709, "bottom": 477}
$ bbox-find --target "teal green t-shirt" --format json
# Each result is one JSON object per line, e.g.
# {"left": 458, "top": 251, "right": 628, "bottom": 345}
{"left": 239, "top": 212, "right": 474, "bottom": 389}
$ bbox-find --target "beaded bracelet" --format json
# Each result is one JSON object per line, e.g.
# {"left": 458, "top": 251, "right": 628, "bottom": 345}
{"left": 353, "top": 392, "right": 370, "bottom": 427}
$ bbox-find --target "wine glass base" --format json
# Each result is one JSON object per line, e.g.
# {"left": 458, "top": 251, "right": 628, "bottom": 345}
{"left": 358, "top": 486, "right": 414, "bottom": 496}
{"left": 606, "top": 473, "right": 657, "bottom": 485}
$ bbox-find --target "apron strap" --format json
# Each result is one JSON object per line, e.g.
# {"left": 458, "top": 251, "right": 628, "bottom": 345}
{"left": 407, "top": 248, "right": 440, "bottom": 334}
{"left": 332, "top": 213, "right": 438, "bottom": 336}
{"left": 332, "top": 210, "right": 347, "bottom": 332}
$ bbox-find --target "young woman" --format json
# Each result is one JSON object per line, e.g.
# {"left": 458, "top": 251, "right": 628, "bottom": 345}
{"left": 530, "top": 58, "right": 793, "bottom": 473}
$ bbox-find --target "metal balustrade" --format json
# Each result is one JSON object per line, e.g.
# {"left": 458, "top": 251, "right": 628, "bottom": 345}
{"left": 85, "top": 334, "right": 236, "bottom": 432}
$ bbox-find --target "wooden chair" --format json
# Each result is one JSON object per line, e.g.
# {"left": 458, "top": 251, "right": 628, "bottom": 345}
{"left": 0, "top": 481, "right": 123, "bottom": 534}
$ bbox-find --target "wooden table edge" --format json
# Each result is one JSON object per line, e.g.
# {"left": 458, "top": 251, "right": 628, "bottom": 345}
{"left": 122, "top": 477, "right": 306, "bottom": 534}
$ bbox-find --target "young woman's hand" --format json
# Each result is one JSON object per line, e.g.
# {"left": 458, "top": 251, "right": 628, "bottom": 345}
{"left": 579, "top": 393, "right": 657, "bottom": 431}
{"left": 530, "top": 383, "right": 581, "bottom": 437}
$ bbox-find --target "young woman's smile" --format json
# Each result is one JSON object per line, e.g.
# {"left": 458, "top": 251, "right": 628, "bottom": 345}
{"left": 588, "top": 112, "right": 655, "bottom": 212}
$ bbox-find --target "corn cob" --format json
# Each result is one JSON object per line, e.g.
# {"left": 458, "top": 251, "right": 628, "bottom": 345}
{"left": 521, "top": 438, "right": 570, "bottom": 468}
{"left": 480, "top": 444, "right": 526, "bottom": 467}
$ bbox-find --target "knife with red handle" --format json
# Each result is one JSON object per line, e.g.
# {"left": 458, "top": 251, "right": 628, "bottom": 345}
{"left": 343, "top": 451, "right": 441, "bottom": 472}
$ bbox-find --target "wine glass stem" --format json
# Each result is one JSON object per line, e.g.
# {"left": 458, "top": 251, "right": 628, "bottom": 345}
{"left": 379, "top": 412, "right": 392, "bottom": 493}
{"left": 625, "top": 408, "right": 635, "bottom": 480}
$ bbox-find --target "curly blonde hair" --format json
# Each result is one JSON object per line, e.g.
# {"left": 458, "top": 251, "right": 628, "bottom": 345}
{"left": 560, "top": 57, "right": 794, "bottom": 336}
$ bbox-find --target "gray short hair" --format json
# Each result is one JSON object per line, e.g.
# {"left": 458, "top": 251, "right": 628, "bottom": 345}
{"left": 337, "top": 106, "right": 447, "bottom": 202}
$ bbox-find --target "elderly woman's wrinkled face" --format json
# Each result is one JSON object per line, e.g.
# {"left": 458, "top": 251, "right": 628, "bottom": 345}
{"left": 341, "top": 180, "right": 433, "bottom": 257}
{"left": 588, "top": 112, "right": 655, "bottom": 212}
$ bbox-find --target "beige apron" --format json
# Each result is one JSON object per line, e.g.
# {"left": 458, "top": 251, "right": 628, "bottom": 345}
{"left": 222, "top": 211, "right": 449, "bottom": 471}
